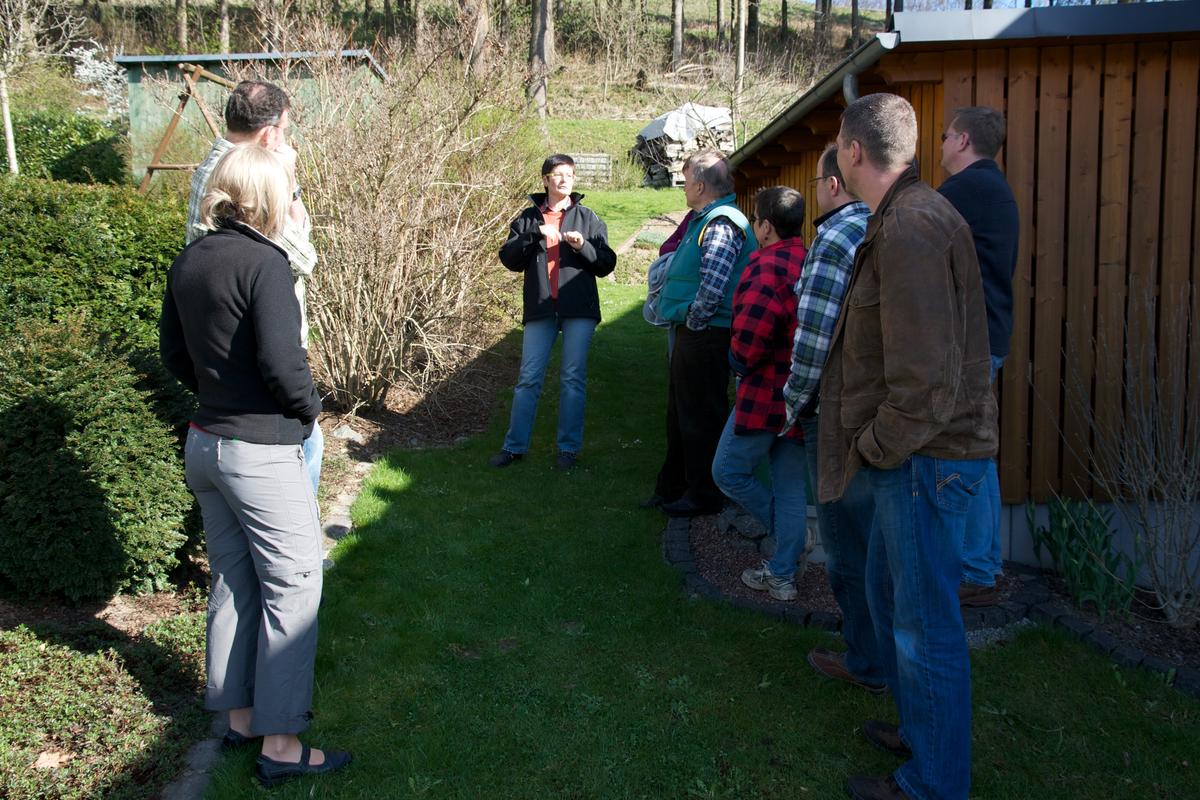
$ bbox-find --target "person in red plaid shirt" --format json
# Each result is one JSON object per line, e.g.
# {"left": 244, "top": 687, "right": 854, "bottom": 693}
{"left": 712, "top": 186, "right": 809, "bottom": 601}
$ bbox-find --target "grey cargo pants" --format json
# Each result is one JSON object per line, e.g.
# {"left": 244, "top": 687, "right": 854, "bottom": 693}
{"left": 185, "top": 427, "right": 323, "bottom": 736}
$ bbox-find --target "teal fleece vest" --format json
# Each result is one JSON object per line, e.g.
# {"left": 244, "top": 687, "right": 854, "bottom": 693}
{"left": 658, "top": 196, "right": 756, "bottom": 328}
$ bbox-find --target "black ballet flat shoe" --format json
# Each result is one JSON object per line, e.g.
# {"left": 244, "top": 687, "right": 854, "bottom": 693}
{"left": 255, "top": 744, "right": 352, "bottom": 788}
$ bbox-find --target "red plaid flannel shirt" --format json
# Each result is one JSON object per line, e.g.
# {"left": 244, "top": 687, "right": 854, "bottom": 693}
{"left": 730, "top": 237, "right": 807, "bottom": 440}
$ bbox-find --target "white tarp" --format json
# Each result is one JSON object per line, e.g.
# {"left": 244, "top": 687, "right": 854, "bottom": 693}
{"left": 638, "top": 102, "right": 733, "bottom": 142}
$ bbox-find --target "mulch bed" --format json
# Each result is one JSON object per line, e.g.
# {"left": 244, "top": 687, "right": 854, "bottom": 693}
{"left": 686, "top": 512, "right": 1200, "bottom": 674}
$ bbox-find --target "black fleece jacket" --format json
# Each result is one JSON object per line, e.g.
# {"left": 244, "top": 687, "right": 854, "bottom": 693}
{"left": 499, "top": 192, "right": 617, "bottom": 324}
{"left": 159, "top": 221, "right": 321, "bottom": 444}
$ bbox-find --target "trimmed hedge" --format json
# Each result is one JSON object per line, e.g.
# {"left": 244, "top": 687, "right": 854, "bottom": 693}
{"left": 0, "top": 175, "right": 186, "bottom": 349}
{"left": 0, "top": 318, "right": 193, "bottom": 603}
{"left": 12, "top": 109, "right": 128, "bottom": 184}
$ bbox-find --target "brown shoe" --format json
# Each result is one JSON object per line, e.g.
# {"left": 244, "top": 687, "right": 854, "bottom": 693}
{"left": 807, "top": 647, "right": 887, "bottom": 694}
{"left": 958, "top": 582, "right": 999, "bottom": 607}
{"left": 845, "top": 775, "right": 911, "bottom": 800}
{"left": 862, "top": 719, "right": 912, "bottom": 759}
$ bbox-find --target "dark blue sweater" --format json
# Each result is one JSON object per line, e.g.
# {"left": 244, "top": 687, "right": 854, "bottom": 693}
{"left": 938, "top": 159, "right": 1020, "bottom": 359}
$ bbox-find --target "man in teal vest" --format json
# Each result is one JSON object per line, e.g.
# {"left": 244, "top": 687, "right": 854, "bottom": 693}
{"left": 647, "top": 149, "right": 757, "bottom": 517}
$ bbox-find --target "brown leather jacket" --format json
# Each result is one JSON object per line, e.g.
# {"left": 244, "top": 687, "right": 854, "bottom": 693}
{"left": 816, "top": 166, "right": 998, "bottom": 502}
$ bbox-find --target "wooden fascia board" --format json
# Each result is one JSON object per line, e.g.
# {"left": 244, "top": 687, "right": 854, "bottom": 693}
{"left": 875, "top": 51, "right": 944, "bottom": 84}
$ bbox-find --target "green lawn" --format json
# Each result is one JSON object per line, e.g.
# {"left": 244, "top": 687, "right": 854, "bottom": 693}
{"left": 583, "top": 187, "right": 687, "bottom": 248}
{"left": 203, "top": 282, "right": 1199, "bottom": 800}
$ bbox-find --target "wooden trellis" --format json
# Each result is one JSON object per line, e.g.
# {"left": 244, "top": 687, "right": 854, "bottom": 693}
{"left": 137, "top": 63, "right": 236, "bottom": 194}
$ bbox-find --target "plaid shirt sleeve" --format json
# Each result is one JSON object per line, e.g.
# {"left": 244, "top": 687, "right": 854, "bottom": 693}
{"left": 686, "top": 218, "right": 745, "bottom": 331}
{"left": 783, "top": 205, "right": 868, "bottom": 429}
{"left": 276, "top": 211, "right": 318, "bottom": 277}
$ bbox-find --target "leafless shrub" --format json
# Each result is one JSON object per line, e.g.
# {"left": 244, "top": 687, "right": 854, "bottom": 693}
{"left": 1063, "top": 290, "right": 1200, "bottom": 628}
{"left": 236, "top": 29, "right": 535, "bottom": 411}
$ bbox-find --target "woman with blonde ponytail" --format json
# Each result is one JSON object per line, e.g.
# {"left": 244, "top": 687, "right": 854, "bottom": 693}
{"left": 159, "top": 145, "right": 352, "bottom": 788}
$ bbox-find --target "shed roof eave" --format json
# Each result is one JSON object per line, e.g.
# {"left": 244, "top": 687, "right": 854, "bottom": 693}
{"left": 114, "top": 49, "right": 389, "bottom": 82}
{"left": 892, "top": 2, "right": 1200, "bottom": 44}
{"left": 730, "top": 32, "right": 898, "bottom": 171}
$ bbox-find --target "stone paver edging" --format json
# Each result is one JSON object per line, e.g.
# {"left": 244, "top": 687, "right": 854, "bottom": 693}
{"left": 660, "top": 516, "right": 1200, "bottom": 701}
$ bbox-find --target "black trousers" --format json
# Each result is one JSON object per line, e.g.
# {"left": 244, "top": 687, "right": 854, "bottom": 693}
{"left": 654, "top": 324, "right": 731, "bottom": 507}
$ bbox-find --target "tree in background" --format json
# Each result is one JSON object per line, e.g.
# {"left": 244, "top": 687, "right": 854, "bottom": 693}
{"left": 670, "top": 0, "right": 682, "bottom": 69}
{"left": 0, "top": 0, "right": 84, "bottom": 173}
{"left": 175, "top": 0, "right": 186, "bottom": 51}
{"left": 528, "top": 0, "right": 553, "bottom": 118}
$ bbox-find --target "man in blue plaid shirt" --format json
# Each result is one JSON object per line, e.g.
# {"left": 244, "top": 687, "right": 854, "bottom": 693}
{"left": 781, "top": 145, "right": 884, "bottom": 694}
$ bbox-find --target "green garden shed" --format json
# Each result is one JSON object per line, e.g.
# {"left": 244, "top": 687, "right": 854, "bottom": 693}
{"left": 114, "top": 50, "right": 387, "bottom": 188}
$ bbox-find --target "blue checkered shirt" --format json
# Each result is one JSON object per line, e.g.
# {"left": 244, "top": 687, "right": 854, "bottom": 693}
{"left": 782, "top": 201, "right": 870, "bottom": 431}
{"left": 687, "top": 215, "right": 746, "bottom": 331}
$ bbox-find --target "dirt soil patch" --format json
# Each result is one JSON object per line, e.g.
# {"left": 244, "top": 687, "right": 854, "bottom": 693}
{"left": 689, "top": 512, "right": 1199, "bottom": 671}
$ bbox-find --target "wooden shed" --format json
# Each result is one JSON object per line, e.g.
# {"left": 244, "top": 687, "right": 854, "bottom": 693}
{"left": 731, "top": 3, "right": 1200, "bottom": 524}
{"left": 115, "top": 50, "right": 387, "bottom": 184}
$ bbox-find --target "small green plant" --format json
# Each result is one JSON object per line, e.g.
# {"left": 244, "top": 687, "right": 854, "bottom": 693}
{"left": 1029, "top": 496, "right": 1139, "bottom": 620}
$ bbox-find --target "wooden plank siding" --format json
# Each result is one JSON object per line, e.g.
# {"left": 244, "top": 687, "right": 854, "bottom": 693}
{"left": 1062, "top": 45, "right": 1103, "bottom": 498}
{"left": 729, "top": 33, "right": 1200, "bottom": 505}
{"left": 1095, "top": 44, "right": 1135, "bottom": 498}
{"left": 1031, "top": 46, "right": 1070, "bottom": 498}
{"left": 1003, "top": 47, "right": 1039, "bottom": 502}
{"left": 1160, "top": 41, "right": 1199, "bottom": 438}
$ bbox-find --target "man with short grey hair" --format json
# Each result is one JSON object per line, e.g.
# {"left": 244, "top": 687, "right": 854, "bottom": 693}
{"left": 647, "top": 149, "right": 757, "bottom": 517}
{"left": 939, "top": 106, "right": 1020, "bottom": 608}
{"left": 823, "top": 93, "right": 997, "bottom": 800}
{"left": 187, "top": 80, "right": 324, "bottom": 496}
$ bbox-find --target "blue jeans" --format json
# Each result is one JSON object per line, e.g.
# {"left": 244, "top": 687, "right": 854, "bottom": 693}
{"left": 960, "top": 355, "right": 1005, "bottom": 586}
{"left": 712, "top": 411, "right": 809, "bottom": 579}
{"left": 303, "top": 421, "right": 323, "bottom": 498}
{"left": 864, "top": 454, "right": 986, "bottom": 800}
{"left": 800, "top": 418, "right": 884, "bottom": 684}
{"left": 502, "top": 316, "right": 597, "bottom": 455}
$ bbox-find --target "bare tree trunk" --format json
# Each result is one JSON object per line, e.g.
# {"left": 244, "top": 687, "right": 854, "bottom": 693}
{"left": 851, "top": 0, "right": 860, "bottom": 46}
{"left": 983, "top": 0, "right": 993, "bottom": 8}
{"left": 413, "top": 0, "right": 425, "bottom": 51}
{"left": 499, "top": 0, "right": 509, "bottom": 40}
{"left": 780, "top": 0, "right": 787, "bottom": 38}
{"left": 1, "top": 75, "right": 17, "bottom": 175}
{"left": 464, "top": 0, "right": 489, "bottom": 77}
{"left": 734, "top": 0, "right": 745, "bottom": 146}
{"left": 671, "top": 0, "right": 683, "bottom": 70}
{"left": 176, "top": 0, "right": 188, "bottom": 51}
{"left": 219, "top": 0, "right": 231, "bottom": 51}
{"left": 528, "top": 0, "right": 554, "bottom": 118}
{"left": 385, "top": 0, "right": 395, "bottom": 36}
{"left": 715, "top": 0, "right": 723, "bottom": 49}
{"left": 747, "top": 0, "right": 758, "bottom": 50}
{"left": 964, "top": 0, "right": 972, "bottom": 9}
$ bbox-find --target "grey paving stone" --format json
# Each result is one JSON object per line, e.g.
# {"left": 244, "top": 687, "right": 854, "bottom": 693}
{"left": 1030, "top": 602, "right": 1070, "bottom": 625}
{"left": 998, "top": 600, "right": 1029, "bottom": 616}
{"left": 1110, "top": 644, "right": 1144, "bottom": 669}
{"left": 1173, "top": 667, "right": 1200, "bottom": 699}
{"left": 1057, "top": 614, "right": 1095, "bottom": 640}
{"left": 1084, "top": 629, "right": 1121, "bottom": 655}
{"left": 685, "top": 573, "right": 722, "bottom": 600}
{"left": 1140, "top": 655, "right": 1174, "bottom": 677}
{"left": 666, "top": 517, "right": 691, "bottom": 535}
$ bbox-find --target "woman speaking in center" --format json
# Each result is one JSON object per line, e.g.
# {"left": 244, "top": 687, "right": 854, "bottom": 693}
{"left": 489, "top": 154, "right": 617, "bottom": 471}
{"left": 159, "top": 145, "right": 351, "bottom": 788}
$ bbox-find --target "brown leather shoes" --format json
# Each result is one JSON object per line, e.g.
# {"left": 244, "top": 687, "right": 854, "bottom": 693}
{"left": 862, "top": 719, "right": 912, "bottom": 759}
{"left": 958, "top": 582, "right": 999, "bottom": 607}
{"left": 845, "top": 774, "right": 912, "bottom": 800}
{"left": 807, "top": 647, "right": 887, "bottom": 694}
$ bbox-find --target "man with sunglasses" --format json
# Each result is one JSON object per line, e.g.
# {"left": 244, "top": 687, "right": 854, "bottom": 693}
{"left": 938, "top": 107, "right": 1020, "bottom": 608}
{"left": 781, "top": 144, "right": 883, "bottom": 693}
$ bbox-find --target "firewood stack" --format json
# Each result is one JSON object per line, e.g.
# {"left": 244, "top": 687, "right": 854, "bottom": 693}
{"left": 630, "top": 104, "right": 736, "bottom": 188}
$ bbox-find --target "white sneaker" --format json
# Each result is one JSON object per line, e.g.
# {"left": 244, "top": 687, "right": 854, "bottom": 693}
{"left": 740, "top": 561, "right": 798, "bottom": 601}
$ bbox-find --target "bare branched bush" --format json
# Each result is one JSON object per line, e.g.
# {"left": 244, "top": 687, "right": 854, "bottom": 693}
{"left": 1064, "top": 291, "right": 1200, "bottom": 628}
{"left": 239, "top": 31, "right": 536, "bottom": 411}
